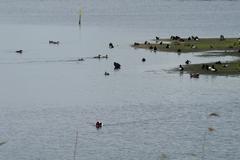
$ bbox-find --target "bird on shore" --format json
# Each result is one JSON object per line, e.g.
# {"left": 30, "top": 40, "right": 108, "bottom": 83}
{"left": 223, "top": 64, "right": 228, "bottom": 68}
{"left": 208, "top": 66, "right": 217, "bottom": 72}
{"left": 134, "top": 42, "right": 140, "bottom": 46}
{"left": 185, "top": 60, "right": 191, "bottom": 65}
{"left": 179, "top": 65, "right": 184, "bottom": 71}
{"left": 215, "top": 61, "right": 222, "bottom": 64}
{"left": 153, "top": 46, "right": 157, "bottom": 52}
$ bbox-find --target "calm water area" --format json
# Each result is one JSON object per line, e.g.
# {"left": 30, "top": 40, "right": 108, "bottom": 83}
{"left": 0, "top": 0, "right": 240, "bottom": 160}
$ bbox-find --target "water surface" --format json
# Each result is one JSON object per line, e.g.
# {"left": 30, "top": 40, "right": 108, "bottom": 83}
{"left": 0, "top": 0, "right": 240, "bottom": 160}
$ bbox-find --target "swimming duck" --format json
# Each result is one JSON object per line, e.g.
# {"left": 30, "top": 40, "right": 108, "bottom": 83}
{"left": 96, "top": 121, "right": 102, "bottom": 128}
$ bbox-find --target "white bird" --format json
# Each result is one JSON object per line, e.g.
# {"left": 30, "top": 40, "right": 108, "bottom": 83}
{"left": 208, "top": 67, "right": 216, "bottom": 72}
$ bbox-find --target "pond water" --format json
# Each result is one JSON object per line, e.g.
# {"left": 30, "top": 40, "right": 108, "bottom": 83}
{"left": 0, "top": 0, "right": 240, "bottom": 160}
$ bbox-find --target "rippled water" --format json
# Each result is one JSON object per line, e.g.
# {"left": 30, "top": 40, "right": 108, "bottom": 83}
{"left": 0, "top": 0, "right": 240, "bottom": 160}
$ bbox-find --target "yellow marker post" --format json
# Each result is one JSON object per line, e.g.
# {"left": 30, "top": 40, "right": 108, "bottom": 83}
{"left": 79, "top": 8, "right": 82, "bottom": 25}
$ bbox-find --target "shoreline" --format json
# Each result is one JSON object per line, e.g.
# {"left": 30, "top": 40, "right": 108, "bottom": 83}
{"left": 132, "top": 37, "right": 240, "bottom": 53}
{"left": 174, "top": 60, "right": 240, "bottom": 76}
{"left": 132, "top": 36, "right": 240, "bottom": 75}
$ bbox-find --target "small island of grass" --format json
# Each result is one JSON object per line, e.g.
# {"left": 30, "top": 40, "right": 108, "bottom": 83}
{"left": 132, "top": 35, "right": 240, "bottom": 75}
{"left": 132, "top": 35, "right": 240, "bottom": 53}
{"left": 176, "top": 60, "right": 240, "bottom": 76}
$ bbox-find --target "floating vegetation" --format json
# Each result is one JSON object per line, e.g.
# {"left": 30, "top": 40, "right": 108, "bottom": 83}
{"left": 159, "top": 153, "right": 168, "bottom": 160}
{"left": 208, "top": 127, "right": 215, "bottom": 132}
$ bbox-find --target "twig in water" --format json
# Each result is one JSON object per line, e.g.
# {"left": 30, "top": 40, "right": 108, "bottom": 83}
{"left": 201, "top": 130, "right": 207, "bottom": 160}
{"left": 73, "top": 131, "right": 79, "bottom": 160}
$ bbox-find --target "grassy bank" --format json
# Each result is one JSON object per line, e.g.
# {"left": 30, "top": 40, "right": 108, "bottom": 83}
{"left": 132, "top": 37, "right": 240, "bottom": 53}
{"left": 176, "top": 60, "right": 240, "bottom": 75}
{"left": 132, "top": 36, "right": 240, "bottom": 75}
